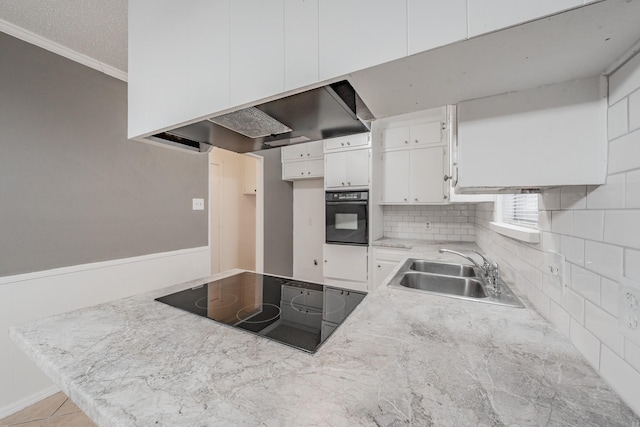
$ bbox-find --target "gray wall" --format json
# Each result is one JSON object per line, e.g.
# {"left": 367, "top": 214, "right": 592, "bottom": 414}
{"left": 0, "top": 33, "right": 209, "bottom": 277}
{"left": 254, "top": 148, "right": 293, "bottom": 277}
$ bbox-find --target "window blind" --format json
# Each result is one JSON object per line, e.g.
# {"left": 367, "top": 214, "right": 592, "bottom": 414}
{"left": 500, "top": 194, "right": 539, "bottom": 228}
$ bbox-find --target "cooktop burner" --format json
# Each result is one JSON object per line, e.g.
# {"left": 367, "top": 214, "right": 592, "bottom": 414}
{"left": 155, "top": 272, "right": 366, "bottom": 353}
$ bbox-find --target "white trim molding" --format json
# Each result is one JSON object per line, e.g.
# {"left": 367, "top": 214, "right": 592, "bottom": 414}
{"left": 0, "top": 19, "right": 127, "bottom": 82}
{"left": 489, "top": 221, "right": 540, "bottom": 243}
{"left": 0, "top": 385, "right": 60, "bottom": 420}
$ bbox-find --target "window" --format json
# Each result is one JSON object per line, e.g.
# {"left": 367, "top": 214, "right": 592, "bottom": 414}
{"left": 499, "top": 194, "right": 539, "bottom": 228}
{"left": 490, "top": 194, "right": 540, "bottom": 243}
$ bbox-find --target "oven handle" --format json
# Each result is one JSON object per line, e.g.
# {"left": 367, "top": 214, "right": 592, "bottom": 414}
{"left": 326, "top": 201, "right": 368, "bottom": 205}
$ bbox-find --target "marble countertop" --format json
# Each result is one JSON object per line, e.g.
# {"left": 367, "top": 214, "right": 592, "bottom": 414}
{"left": 10, "top": 243, "right": 640, "bottom": 426}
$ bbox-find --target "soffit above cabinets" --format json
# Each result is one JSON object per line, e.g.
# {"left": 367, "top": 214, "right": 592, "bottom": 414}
{"left": 351, "top": 0, "right": 640, "bottom": 119}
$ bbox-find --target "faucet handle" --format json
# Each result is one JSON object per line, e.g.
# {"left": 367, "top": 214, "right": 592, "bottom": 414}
{"left": 471, "top": 250, "right": 492, "bottom": 269}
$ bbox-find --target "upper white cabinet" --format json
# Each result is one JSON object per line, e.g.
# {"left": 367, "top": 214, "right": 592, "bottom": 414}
{"left": 381, "top": 147, "right": 448, "bottom": 204}
{"left": 382, "top": 121, "right": 442, "bottom": 150}
{"left": 230, "top": 0, "right": 285, "bottom": 107}
{"left": 325, "top": 149, "right": 370, "bottom": 189}
{"left": 456, "top": 77, "right": 607, "bottom": 192}
{"left": 324, "top": 133, "right": 370, "bottom": 152}
{"left": 467, "top": 0, "right": 582, "bottom": 37}
{"left": 318, "top": 0, "right": 407, "bottom": 80}
{"left": 128, "top": 0, "right": 230, "bottom": 139}
{"left": 407, "top": 0, "right": 468, "bottom": 54}
{"left": 284, "top": 0, "right": 319, "bottom": 90}
{"left": 282, "top": 140, "right": 324, "bottom": 180}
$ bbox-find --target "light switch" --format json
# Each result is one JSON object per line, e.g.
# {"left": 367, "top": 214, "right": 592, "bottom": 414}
{"left": 192, "top": 198, "right": 205, "bottom": 211}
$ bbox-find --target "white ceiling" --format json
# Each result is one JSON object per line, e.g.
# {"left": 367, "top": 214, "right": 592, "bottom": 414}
{"left": 0, "top": 0, "right": 128, "bottom": 73}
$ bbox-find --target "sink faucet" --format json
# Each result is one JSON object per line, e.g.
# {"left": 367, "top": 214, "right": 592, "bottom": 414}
{"left": 439, "top": 249, "right": 501, "bottom": 295}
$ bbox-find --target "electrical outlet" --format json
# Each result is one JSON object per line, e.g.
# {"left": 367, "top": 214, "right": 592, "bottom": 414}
{"left": 424, "top": 222, "right": 432, "bottom": 230}
{"left": 620, "top": 278, "right": 640, "bottom": 344}
{"left": 192, "top": 198, "right": 205, "bottom": 211}
{"left": 545, "top": 252, "right": 565, "bottom": 289}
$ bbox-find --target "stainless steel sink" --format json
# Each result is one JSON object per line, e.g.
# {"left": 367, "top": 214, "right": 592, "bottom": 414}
{"left": 388, "top": 258, "right": 524, "bottom": 308}
{"left": 408, "top": 260, "right": 477, "bottom": 277}
{"left": 400, "top": 272, "right": 486, "bottom": 298}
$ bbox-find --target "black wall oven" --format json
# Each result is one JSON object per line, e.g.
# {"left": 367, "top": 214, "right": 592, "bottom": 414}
{"left": 325, "top": 190, "right": 368, "bottom": 246}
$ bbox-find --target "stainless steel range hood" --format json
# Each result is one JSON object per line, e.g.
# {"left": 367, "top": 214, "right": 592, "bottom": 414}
{"left": 148, "top": 80, "right": 373, "bottom": 153}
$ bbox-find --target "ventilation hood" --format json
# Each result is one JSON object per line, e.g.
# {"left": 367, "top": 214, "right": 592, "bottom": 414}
{"left": 148, "top": 80, "right": 373, "bottom": 153}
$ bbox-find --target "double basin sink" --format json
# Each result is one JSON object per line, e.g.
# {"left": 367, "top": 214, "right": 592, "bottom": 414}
{"left": 388, "top": 259, "right": 524, "bottom": 308}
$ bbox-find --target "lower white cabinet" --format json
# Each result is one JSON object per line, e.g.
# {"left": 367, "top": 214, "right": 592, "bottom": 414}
{"left": 372, "top": 247, "right": 409, "bottom": 288}
{"left": 323, "top": 244, "right": 368, "bottom": 283}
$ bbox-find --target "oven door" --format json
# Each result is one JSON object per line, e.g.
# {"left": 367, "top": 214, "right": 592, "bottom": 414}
{"left": 325, "top": 201, "right": 368, "bottom": 245}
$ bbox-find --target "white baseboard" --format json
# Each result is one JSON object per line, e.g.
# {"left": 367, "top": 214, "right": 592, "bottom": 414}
{"left": 0, "top": 246, "right": 210, "bottom": 418}
{"left": 0, "top": 385, "right": 59, "bottom": 420}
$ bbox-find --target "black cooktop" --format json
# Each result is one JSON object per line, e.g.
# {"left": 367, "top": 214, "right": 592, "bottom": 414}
{"left": 155, "top": 272, "right": 366, "bottom": 353}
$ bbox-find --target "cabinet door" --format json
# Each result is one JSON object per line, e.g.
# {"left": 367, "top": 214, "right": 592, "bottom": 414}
{"left": 373, "top": 260, "right": 400, "bottom": 288}
{"left": 411, "top": 121, "right": 442, "bottom": 146}
{"left": 382, "top": 151, "right": 410, "bottom": 203}
{"left": 346, "top": 149, "right": 370, "bottom": 187}
{"left": 382, "top": 126, "right": 411, "bottom": 150}
{"left": 242, "top": 156, "right": 257, "bottom": 194}
{"left": 307, "top": 159, "right": 324, "bottom": 177}
{"left": 323, "top": 244, "right": 368, "bottom": 282}
{"left": 324, "top": 134, "right": 369, "bottom": 152}
{"left": 306, "top": 140, "right": 324, "bottom": 158}
{"left": 230, "top": 0, "right": 285, "bottom": 106}
{"left": 282, "top": 144, "right": 308, "bottom": 161}
{"left": 283, "top": 161, "right": 308, "bottom": 180}
{"left": 284, "top": 0, "right": 319, "bottom": 90}
{"left": 410, "top": 147, "right": 446, "bottom": 203}
{"left": 324, "top": 152, "right": 347, "bottom": 188}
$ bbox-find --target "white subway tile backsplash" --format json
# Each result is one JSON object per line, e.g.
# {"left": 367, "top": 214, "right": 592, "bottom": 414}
{"left": 571, "top": 264, "right": 601, "bottom": 305}
{"left": 584, "top": 301, "right": 625, "bottom": 356}
{"left": 624, "top": 249, "right": 640, "bottom": 282}
{"left": 570, "top": 318, "right": 601, "bottom": 369}
{"left": 626, "top": 338, "right": 640, "bottom": 372}
{"left": 551, "top": 210, "right": 574, "bottom": 235}
{"left": 600, "top": 277, "right": 620, "bottom": 317}
{"left": 561, "top": 235, "right": 585, "bottom": 266}
{"left": 600, "top": 346, "right": 640, "bottom": 416}
{"left": 604, "top": 210, "right": 640, "bottom": 250}
{"left": 526, "top": 282, "right": 550, "bottom": 317}
{"left": 540, "top": 187, "right": 561, "bottom": 211}
{"left": 549, "top": 301, "right": 571, "bottom": 338}
{"left": 563, "top": 286, "right": 585, "bottom": 324}
{"left": 560, "top": 186, "right": 587, "bottom": 210}
{"left": 609, "top": 51, "right": 640, "bottom": 104}
{"left": 625, "top": 169, "right": 640, "bottom": 208}
{"left": 573, "top": 210, "right": 604, "bottom": 241}
{"left": 383, "top": 205, "right": 475, "bottom": 241}
{"left": 541, "top": 232, "right": 560, "bottom": 253}
{"left": 584, "top": 241, "right": 623, "bottom": 280}
{"left": 630, "top": 89, "right": 640, "bottom": 132}
{"left": 586, "top": 173, "right": 625, "bottom": 209}
{"left": 609, "top": 129, "right": 640, "bottom": 174}
{"left": 608, "top": 98, "right": 628, "bottom": 140}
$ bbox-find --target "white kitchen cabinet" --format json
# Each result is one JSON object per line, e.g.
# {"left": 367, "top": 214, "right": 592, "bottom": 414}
{"left": 318, "top": 0, "right": 407, "bottom": 80}
{"left": 456, "top": 77, "right": 607, "bottom": 192}
{"left": 407, "top": 0, "right": 468, "bottom": 55}
{"left": 282, "top": 141, "right": 324, "bottom": 180}
{"left": 372, "top": 247, "right": 409, "bottom": 288}
{"left": 323, "top": 133, "right": 370, "bottom": 152}
{"left": 383, "top": 122, "right": 442, "bottom": 150}
{"left": 323, "top": 244, "right": 368, "bottom": 283}
{"left": 282, "top": 140, "right": 324, "bottom": 160}
{"left": 230, "top": 0, "right": 285, "bottom": 107}
{"left": 381, "top": 146, "right": 448, "bottom": 204}
{"left": 128, "top": 0, "right": 230, "bottom": 139}
{"left": 284, "top": 0, "right": 319, "bottom": 90}
{"left": 325, "top": 149, "right": 370, "bottom": 189}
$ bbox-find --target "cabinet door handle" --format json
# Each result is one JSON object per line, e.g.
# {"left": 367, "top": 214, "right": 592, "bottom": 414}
{"left": 404, "top": 198, "right": 407, "bottom": 201}
{"left": 414, "top": 198, "right": 418, "bottom": 201}
{"left": 404, "top": 140, "right": 408, "bottom": 144}
{"left": 347, "top": 182, "right": 351, "bottom": 186}
{"left": 300, "top": 154, "right": 303, "bottom": 157}
{"left": 308, "top": 171, "right": 311, "bottom": 175}
{"left": 301, "top": 172, "right": 304, "bottom": 175}
{"left": 341, "top": 142, "right": 345, "bottom": 146}
{"left": 307, "top": 153, "right": 310, "bottom": 156}
{"left": 415, "top": 139, "right": 419, "bottom": 143}
{"left": 341, "top": 182, "right": 345, "bottom": 186}
{"left": 377, "top": 265, "right": 381, "bottom": 268}
{"left": 347, "top": 142, "right": 350, "bottom": 146}
{"left": 444, "top": 175, "right": 452, "bottom": 182}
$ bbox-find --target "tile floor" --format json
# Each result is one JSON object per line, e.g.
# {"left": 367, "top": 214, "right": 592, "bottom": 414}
{"left": 0, "top": 392, "right": 95, "bottom": 427}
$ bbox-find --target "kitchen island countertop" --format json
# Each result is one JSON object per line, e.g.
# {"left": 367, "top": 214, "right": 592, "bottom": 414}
{"left": 10, "top": 243, "right": 640, "bottom": 426}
